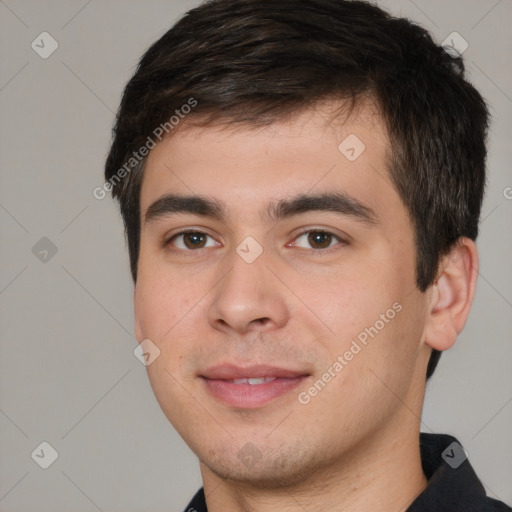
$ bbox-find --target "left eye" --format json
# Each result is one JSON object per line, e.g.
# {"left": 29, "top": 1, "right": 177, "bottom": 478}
{"left": 292, "top": 231, "right": 343, "bottom": 250}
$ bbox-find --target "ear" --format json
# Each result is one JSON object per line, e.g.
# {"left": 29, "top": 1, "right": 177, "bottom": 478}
{"left": 423, "top": 237, "right": 479, "bottom": 352}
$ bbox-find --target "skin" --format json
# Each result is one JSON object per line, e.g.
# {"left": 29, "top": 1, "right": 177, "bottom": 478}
{"left": 134, "top": 99, "right": 478, "bottom": 511}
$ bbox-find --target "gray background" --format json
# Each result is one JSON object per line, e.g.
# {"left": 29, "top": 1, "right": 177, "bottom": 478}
{"left": 0, "top": 0, "right": 511, "bottom": 510}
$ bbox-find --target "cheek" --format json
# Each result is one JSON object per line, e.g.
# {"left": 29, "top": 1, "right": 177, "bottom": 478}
{"left": 134, "top": 268, "right": 201, "bottom": 342}
{"left": 134, "top": 267, "right": 212, "bottom": 396}
{"left": 308, "top": 273, "right": 422, "bottom": 400}
{"left": 296, "top": 243, "right": 412, "bottom": 330}
{"left": 134, "top": 274, "right": 200, "bottom": 419}
{"left": 300, "top": 272, "right": 396, "bottom": 339}
{"left": 299, "top": 308, "right": 422, "bottom": 443}
{"left": 342, "top": 297, "right": 425, "bottom": 409}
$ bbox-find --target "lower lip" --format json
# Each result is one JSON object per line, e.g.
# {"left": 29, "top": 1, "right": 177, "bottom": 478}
{"left": 202, "top": 376, "right": 308, "bottom": 409}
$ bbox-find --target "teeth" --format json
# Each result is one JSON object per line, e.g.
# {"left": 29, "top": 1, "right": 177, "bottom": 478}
{"left": 232, "top": 377, "right": 277, "bottom": 385}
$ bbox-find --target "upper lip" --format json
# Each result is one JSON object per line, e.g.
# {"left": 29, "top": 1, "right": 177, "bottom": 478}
{"left": 201, "top": 364, "right": 309, "bottom": 380}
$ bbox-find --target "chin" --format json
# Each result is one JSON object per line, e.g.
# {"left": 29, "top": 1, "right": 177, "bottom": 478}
{"left": 199, "top": 438, "right": 324, "bottom": 489}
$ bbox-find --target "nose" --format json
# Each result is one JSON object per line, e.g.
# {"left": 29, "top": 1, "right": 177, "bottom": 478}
{"left": 207, "top": 248, "right": 290, "bottom": 335}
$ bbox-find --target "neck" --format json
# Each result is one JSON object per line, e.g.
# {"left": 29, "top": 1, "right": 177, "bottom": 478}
{"left": 201, "top": 416, "right": 428, "bottom": 512}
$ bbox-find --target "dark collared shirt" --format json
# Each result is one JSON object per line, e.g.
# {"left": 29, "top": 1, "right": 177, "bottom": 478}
{"left": 183, "top": 433, "right": 511, "bottom": 511}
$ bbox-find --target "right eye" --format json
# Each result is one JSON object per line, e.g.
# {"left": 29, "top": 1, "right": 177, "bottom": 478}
{"left": 166, "top": 231, "right": 219, "bottom": 251}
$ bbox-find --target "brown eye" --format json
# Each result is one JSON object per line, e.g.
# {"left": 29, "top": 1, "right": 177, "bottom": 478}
{"left": 183, "top": 232, "right": 206, "bottom": 249}
{"left": 307, "top": 231, "right": 333, "bottom": 249}
{"left": 169, "top": 231, "right": 217, "bottom": 250}
{"left": 293, "top": 230, "right": 342, "bottom": 250}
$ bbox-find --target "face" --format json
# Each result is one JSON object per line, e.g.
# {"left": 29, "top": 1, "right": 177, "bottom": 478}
{"left": 134, "top": 100, "right": 432, "bottom": 487}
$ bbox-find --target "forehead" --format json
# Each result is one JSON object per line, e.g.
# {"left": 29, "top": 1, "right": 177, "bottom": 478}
{"left": 139, "top": 99, "right": 397, "bottom": 225}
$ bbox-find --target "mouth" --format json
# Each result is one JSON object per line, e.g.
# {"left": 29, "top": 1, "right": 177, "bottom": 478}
{"left": 200, "top": 364, "right": 310, "bottom": 409}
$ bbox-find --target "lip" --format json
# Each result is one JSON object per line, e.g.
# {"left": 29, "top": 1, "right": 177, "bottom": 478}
{"left": 200, "top": 364, "right": 310, "bottom": 409}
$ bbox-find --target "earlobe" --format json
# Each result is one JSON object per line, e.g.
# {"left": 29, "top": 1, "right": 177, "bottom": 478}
{"left": 424, "top": 238, "right": 479, "bottom": 352}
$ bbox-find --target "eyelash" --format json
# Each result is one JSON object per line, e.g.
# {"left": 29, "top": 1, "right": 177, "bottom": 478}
{"left": 164, "top": 229, "right": 348, "bottom": 254}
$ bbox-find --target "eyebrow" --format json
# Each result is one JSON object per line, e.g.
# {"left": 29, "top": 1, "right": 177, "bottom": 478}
{"left": 144, "top": 192, "right": 378, "bottom": 227}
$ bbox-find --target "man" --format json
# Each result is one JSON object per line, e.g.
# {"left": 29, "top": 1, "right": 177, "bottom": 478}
{"left": 104, "top": 0, "right": 511, "bottom": 510}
